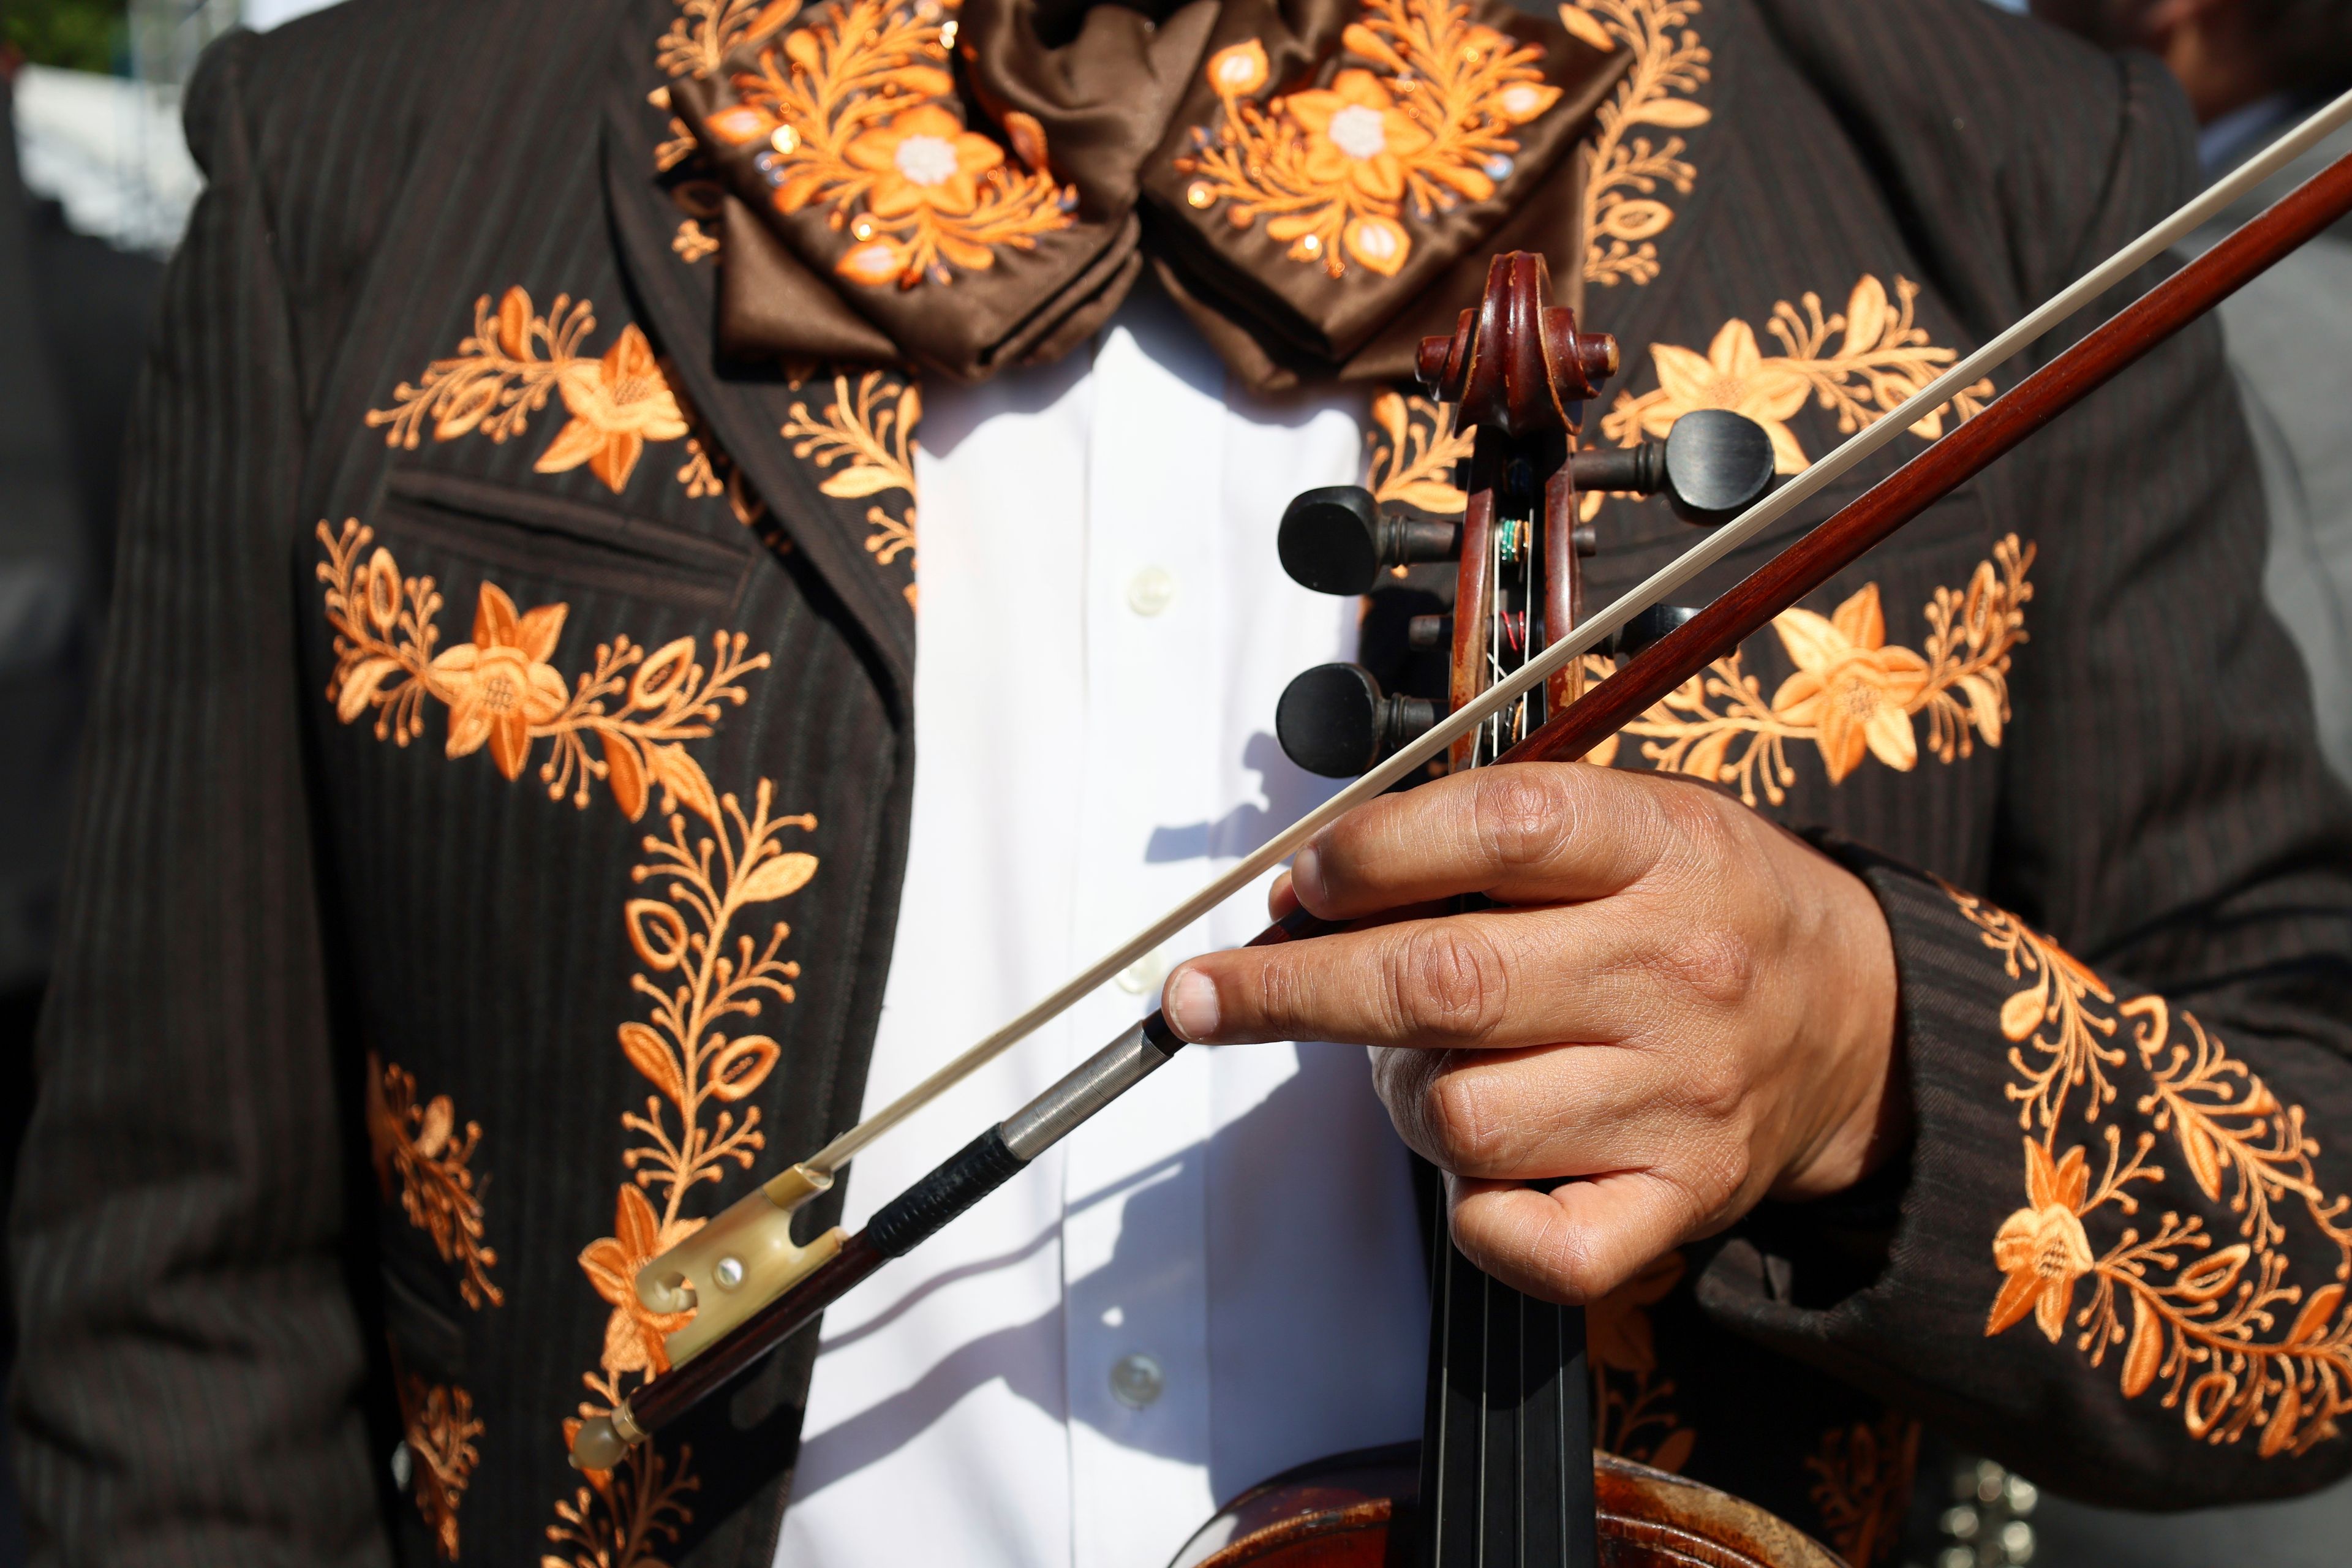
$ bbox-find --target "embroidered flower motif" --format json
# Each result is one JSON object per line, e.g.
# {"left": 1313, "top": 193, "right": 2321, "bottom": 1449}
{"left": 1641, "top": 320, "right": 1812, "bottom": 473}
{"left": 1291, "top": 70, "right": 1433, "bottom": 203}
{"left": 538, "top": 326, "right": 692, "bottom": 491}
{"left": 580, "top": 1185, "right": 703, "bottom": 1379}
{"left": 1575, "top": 0, "right": 1711, "bottom": 288}
{"left": 734, "top": 0, "right": 1073, "bottom": 288}
{"left": 846, "top": 104, "right": 1005, "bottom": 218}
{"left": 428, "top": 583, "right": 573, "bottom": 780}
{"left": 1175, "top": 0, "right": 1564, "bottom": 278}
{"left": 1988, "top": 1139, "right": 2095, "bottom": 1342}
{"left": 1768, "top": 583, "right": 1932, "bottom": 785}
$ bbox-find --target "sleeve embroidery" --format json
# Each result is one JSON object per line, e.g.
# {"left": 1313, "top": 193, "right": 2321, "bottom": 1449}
{"left": 1957, "top": 888, "right": 2352, "bottom": 1458}
{"left": 366, "top": 1055, "right": 503, "bottom": 1310}
{"left": 315, "top": 521, "right": 767, "bottom": 816}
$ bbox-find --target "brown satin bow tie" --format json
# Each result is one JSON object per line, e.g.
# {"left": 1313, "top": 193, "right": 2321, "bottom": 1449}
{"left": 672, "top": 0, "right": 1624, "bottom": 390}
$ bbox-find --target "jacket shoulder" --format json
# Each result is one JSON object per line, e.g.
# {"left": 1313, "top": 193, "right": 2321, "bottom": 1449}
{"left": 1746, "top": 0, "right": 2203, "bottom": 327}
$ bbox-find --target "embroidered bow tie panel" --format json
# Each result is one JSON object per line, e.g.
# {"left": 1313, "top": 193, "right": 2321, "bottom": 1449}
{"left": 669, "top": 0, "right": 1623, "bottom": 383}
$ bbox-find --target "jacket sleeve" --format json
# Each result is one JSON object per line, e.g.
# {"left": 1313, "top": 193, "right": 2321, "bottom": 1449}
{"left": 1692, "top": 50, "right": 2352, "bottom": 1510}
{"left": 6, "top": 35, "right": 389, "bottom": 1568}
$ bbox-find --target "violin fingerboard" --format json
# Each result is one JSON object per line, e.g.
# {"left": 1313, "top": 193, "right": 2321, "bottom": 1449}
{"left": 1416, "top": 1199, "right": 1597, "bottom": 1568}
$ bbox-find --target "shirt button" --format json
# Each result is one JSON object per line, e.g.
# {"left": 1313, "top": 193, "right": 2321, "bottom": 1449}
{"left": 1110, "top": 1352, "right": 1164, "bottom": 1409}
{"left": 1126, "top": 567, "right": 1177, "bottom": 617}
{"left": 1114, "top": 948, "right": 1169, "bottom": 995}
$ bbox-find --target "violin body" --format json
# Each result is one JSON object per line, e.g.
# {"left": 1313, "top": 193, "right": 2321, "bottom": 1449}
{"left": 1170, "top": 1446, "right": 1845, "bottom": 1568}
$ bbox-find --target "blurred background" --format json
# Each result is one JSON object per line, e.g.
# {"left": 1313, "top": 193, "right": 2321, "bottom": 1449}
{"left": 0, "top": 2, "right": 2346, "bottom": 1567}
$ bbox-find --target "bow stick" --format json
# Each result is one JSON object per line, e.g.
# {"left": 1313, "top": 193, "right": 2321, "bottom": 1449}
{"left": 573, "top": 88, "right": 2352, "bottom": 1467}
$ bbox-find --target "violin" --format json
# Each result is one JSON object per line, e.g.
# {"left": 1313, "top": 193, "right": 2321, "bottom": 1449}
{"left": 1185, "top": 247, "right": 1795, "bottom": 1568}
{"left": 571, "top": 86, "right": 2352, "bottom": 1568}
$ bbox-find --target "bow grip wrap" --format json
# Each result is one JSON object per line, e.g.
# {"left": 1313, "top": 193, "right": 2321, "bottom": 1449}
{"left": 867, "top": 1128, "right": 1027, "bottom": 1257}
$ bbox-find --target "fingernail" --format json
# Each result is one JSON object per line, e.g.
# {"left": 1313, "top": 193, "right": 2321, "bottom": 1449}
{"left": 1292, "top": 843, "right": 1326, "bottom": 910}
{"left": 1164, "top": 968, "right": 1221, "bottom": 1041}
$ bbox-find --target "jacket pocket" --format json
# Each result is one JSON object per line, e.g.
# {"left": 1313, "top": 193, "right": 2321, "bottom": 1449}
{"left": 381, "top": 469, "right": 754, "bottom": 618}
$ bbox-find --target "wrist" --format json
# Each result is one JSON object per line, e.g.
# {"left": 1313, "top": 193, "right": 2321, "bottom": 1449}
{"left": 1771, "top": 847, "right": 1908, "bottom": 1200}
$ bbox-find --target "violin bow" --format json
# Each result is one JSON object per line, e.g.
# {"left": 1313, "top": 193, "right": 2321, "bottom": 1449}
{"left": 573, "top": 88, "right": 2352, "bottom": 1467}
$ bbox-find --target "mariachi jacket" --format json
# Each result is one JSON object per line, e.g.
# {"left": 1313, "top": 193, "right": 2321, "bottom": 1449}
{"left": 12, "top": 0, "right": 2352, "bottom": 1565}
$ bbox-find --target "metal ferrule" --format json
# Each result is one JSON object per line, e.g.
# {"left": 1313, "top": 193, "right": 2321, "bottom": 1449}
{"left": 999, "top": 1016, "right": 1185, "bottom": 1161}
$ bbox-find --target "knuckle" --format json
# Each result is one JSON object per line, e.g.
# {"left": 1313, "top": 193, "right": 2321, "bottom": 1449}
{"left": 1657, "top": 925, "right": 1759, "bottom": 1012}
{"left": 1472, "top": 767, "right": 1575, "bottom": 873}
{"left": 1427, "top": 1069, "right": 1512, "bottom": 1171}
{"left": 1388, "top": 923, "right": 1511, "bottom": 1044}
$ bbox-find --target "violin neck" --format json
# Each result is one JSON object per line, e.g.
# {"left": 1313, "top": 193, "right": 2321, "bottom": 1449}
{"left": 1416, "top": 1199, "right": 1599, "bottom": 1568}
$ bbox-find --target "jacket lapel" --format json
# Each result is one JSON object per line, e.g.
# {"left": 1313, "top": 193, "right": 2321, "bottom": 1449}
{"left": 601, "top": 42, "right": 918, "bottom": 704}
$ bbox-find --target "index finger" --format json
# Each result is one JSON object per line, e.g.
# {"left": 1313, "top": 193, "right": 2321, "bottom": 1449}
{"left": 1292, "top": 762, "right": 1679, "bottom": 922}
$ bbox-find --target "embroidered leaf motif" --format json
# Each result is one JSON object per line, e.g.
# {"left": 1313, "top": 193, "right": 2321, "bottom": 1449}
{"left": 1573, "top": 0, "right": 1710, "bottom": 288}
{"left": 740, "top": 850, "right": 818, "bottom": 903}
{"left": 1362, "top": 390, "right": 1473, "bottom": 516}
{"left": 620, "top": 1020, "right": 691, "bottom": 1104}
{"left": 1175, "top": 0, "right": 1563, "bottom": 278}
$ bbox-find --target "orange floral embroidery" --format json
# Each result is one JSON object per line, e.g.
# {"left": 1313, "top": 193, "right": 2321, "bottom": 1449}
{"left": 396, "top": 1371, "right": 484, "bottom": 1561}
{"left": 726, "top": 0, "right": 1074, "bottom": 288}
{"left": 1587, "top": 537, "right": 2031, "bottom": 804}
{"left": 1989, "top": 1139, "right": 2096, "bottom": 1341}
{"left": 1363, "top": 390, "right": 1474, "bottom": 516}
{"left": 781, "top": 371, "right": 921, "bottom": 605}
{"left": 658, "top": 0, "right": 799, "bottom": 80}
{"left": 1770, "top": 583, "right": 1932, "bottom": 785}
{"left": 1961, "top": 891, "right": 2352, "bottom": 1457}
{"left": 581, "top": 1186, "right": 700, "bottom": 1379}
{"left": 1600, "top": 276, "right": 1996, "bottom": 483}
{"left": 1175, "top": 0, "right": 1562, "bottom": 277}
{"left": 1572, "top": 0, "right": 1709, "bottom": 289}
{"left": 366, "top": 1055, "right": 503, "bottom": 1310}
{"left": 1803, "top": 1414, "right": 1918, "bottom": 1567}
{"left": 537, "top": 327, "right": 693, "bottom": 491}
{"left": 1589, "top": 1248, "right": 1695, "bottom": 1472}
{"left": 569, "top": 778, "right": 814, "bottom": 1428}
{"left": 315, "top": 521, "right": 769, "bottom": 817}
{"left": 367, "top": 290, "right": 705, "bottom": 497}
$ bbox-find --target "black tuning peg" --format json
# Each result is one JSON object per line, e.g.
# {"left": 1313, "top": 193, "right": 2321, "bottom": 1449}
{"left": 1276, "top": 663, "right": 1439, "bottom": 778}
{"left": 1280, "top": 487, "right": 1464, "bottom": 596}
{"left": 1568, "top": 409, "right": 1777, "bottom": 526}
{"left": 1606, "top": 605, "right": 1700, "bottom": 660}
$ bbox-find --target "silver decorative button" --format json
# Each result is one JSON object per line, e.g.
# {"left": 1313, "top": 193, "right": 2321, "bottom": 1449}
{"left": 714, "top": 1256, "right": 745, "bottom": 1290}
{"left": 1110, "top": 1352, "right": 1164, "bottom": 1409}
{"left": 1126, "top": 567, "right": 1177, "bottom": 617}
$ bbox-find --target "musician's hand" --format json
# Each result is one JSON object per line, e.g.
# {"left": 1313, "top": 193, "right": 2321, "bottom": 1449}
{"left": 1159, "top": 762, "right": 1904, "bottom": 1306}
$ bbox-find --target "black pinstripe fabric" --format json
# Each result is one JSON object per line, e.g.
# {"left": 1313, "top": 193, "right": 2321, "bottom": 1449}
{"left": 8, "top": 0, "right": 2352, "bottom": 1563}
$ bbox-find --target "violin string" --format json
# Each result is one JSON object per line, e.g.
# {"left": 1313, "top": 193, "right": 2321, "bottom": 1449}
{"left": 801, "top": 86, "right": 2352, "bottom": 1181}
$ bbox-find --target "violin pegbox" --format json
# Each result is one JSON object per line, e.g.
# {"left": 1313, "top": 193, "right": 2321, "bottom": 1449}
{"left": 1270, "top": 252, "right": 1777, "bottom": 782}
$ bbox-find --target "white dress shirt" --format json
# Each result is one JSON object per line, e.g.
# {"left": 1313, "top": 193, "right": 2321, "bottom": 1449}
{"left": 774, "top": 288, "right": 1431, "bottom": 1567}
